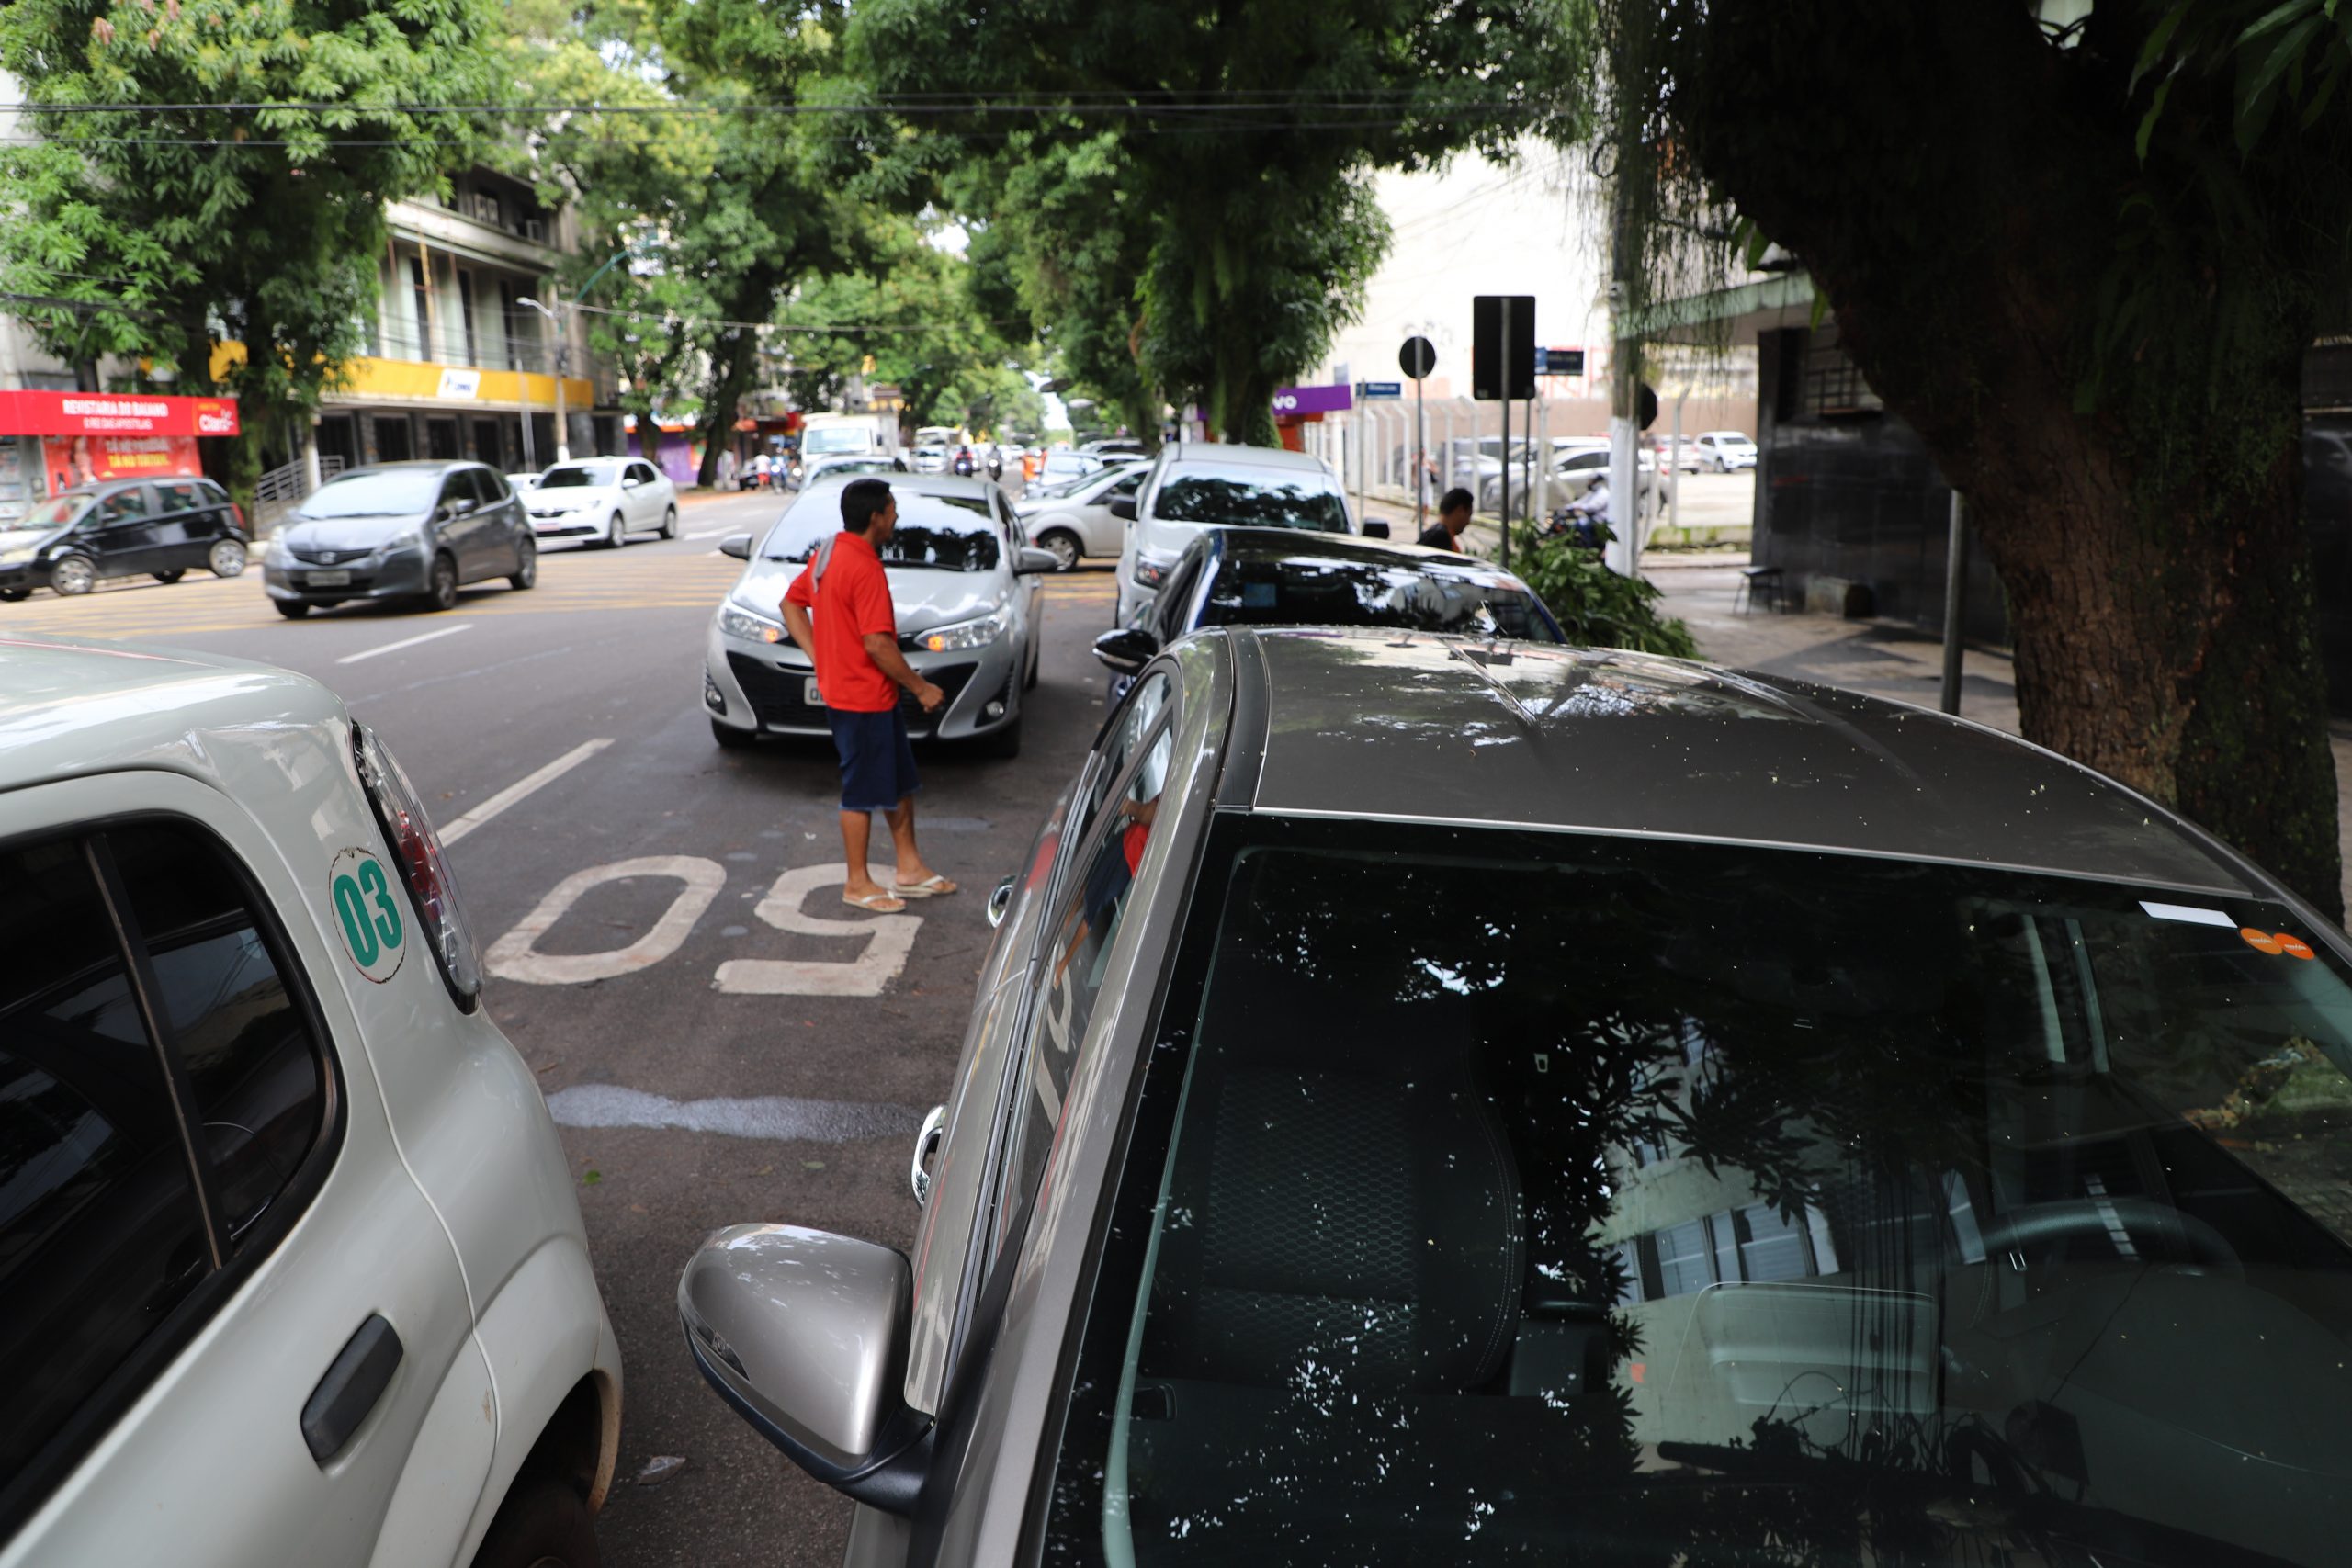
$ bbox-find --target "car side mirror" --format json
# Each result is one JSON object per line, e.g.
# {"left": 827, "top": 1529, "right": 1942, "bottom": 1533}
{"left": 624, "top": 476, "right": 642, "bottom": 489}
{"left": 1093, "top": 626, "right": 1159, "bottom": 675}
{"left": 1014, "top": 546, "right": 1058, "bottom": 575}
{"left": 679, "top": 1224, "right": 929, "bottom": 1515}
{"left": 1363, "top": 521, "right": 1391, "bottom": 539}
{"left": 719, "top": 533, "right": 753, "bottom": 560}
{"left": 1107, "top": 497, "right": 1137, "bottom": 521}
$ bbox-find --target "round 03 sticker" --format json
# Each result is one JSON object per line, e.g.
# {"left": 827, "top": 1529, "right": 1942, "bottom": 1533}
{"left": 331, "top": 846, "right": 408, "bottom": 983}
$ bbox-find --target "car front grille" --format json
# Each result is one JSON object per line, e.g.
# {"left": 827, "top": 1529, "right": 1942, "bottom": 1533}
{"left": 727, "top": 654, "right": 975, "bottom": 739}
{"left": 290, "top": 546, "right": 373, "bottom": 565}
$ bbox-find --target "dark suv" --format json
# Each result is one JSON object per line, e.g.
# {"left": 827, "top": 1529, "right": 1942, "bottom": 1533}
{"left": 0, "top": 476, "right": 248, "bottom": 599}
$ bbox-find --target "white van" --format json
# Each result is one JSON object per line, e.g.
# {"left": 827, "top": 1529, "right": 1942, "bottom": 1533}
{"left": 1110, "top": 442, "right": 1356, "bottom": 625}
{"left": 798, "top": 412, "right": 903, "bottom": 473}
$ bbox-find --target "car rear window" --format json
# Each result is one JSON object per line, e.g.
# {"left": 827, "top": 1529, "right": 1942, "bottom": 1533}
{"left": 1199, "top": 555, "right": 1560, "bottom": 641}
{"left": 1153, "top": 468, "right": 1349, "bottom": 532}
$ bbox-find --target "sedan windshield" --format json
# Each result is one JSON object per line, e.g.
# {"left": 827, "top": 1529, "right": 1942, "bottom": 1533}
{"left": 1154, "top": 468, "right": 1349, "bottom": 531}
{"left": 298, "top": 468, "right": 439, "bottom": 518}
{"left": 1199, "top": 556, "right": 1561, "bottom": 641}
{"left": 762, "top": 492, "right": 1001, "bottom": 571}
{"left": 537, "top": 464, "right": 617, "bottom": 489}
{"left": 17, "top": 495, "right": 88, "bottom": 530}
{"left": 1050, "top": 819, "right": 2352, "bottom": 1567}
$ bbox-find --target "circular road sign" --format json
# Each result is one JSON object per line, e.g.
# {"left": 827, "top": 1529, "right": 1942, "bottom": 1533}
{"left": 1399, "top": 336, "right": 1436, "bottom": 380}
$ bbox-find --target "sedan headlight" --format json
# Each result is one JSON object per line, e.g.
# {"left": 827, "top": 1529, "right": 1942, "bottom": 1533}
{"left": 720, "top": 604, "right": 786, "bottom": 644}
{"left": 0, "top": 547, "right": 35, "bottom": 566}
{"left": 915, "top": 608, "right": 1007, "bottom": 652}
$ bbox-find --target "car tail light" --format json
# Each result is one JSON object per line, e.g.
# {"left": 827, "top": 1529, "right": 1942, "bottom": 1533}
{"left": 231, "top": 502, "right": 247, "bottom": 536}
{"left": 352, "top": 721, "right": 484, "bottom": 1010}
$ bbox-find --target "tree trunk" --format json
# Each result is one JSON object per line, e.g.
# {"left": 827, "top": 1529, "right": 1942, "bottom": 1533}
{"left": 695, "top": 327, "right": 759, "bottom": 489}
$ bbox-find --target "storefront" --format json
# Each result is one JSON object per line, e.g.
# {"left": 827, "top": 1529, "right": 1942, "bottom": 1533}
{"left": 0, "top": 389, "right": 241, "bottom": 525}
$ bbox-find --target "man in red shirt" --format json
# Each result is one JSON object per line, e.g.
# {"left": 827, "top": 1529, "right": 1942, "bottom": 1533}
{"left": 780, "top": 479, "right": 959, "bottom": 913}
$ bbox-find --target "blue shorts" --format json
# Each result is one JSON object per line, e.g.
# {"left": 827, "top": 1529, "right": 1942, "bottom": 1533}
{"left": 829, "top": 705, "right": 921, "bottom": 812}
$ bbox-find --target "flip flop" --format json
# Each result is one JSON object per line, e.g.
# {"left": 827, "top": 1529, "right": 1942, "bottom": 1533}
{"left": 842, "top": 889, "right": 908, "bottom": 913}
{"left": 891, "top": 873, "right": 958, "bottom": 899}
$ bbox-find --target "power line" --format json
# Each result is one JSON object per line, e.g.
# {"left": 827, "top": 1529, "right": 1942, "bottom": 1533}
{"left": 10, "top": 93, "right": 1571, "bottom": 117}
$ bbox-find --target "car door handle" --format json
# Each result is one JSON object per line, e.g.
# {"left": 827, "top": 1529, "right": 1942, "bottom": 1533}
{"left": 301, "top": 1314, "right": 402, "bottom": 1464}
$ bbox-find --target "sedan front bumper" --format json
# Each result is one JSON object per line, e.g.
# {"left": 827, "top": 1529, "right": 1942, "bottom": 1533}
{"left": 263, "top": 549, "right": 433, "bottom": 604}
{"left": 704, "top": 619, "right": 1022, "bottom": 744}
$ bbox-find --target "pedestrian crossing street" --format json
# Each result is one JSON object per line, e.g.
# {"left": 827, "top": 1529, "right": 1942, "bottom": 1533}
{"left": 0, "top": 545, "right": 1121, "bottom": 645}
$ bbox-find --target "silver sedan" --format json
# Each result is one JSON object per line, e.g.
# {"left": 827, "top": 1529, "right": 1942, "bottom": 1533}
{"left": 681, "top": 625, "right": 2352, "bottom": 1567}
{"left": 700, "top": 475, "right": 1055, "bottom": 757}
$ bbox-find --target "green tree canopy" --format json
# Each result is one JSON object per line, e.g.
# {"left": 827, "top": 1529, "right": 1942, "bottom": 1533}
{"left": 0, "top": 0, "right": 499, "bottom": 494}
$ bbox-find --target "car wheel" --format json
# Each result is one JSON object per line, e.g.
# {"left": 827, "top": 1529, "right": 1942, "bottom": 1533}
{"left": 425, "top": 553, "right": 459, "bottom": 612}
{"left": 510, "top": 537, "right": 537, "bottom": 591}
{"left": 274, "top": 600, "right": 311, "bottom": 619}
{"left": 49, "top": 553, "right": 96, "bottom": 596}
{"left": 468, "top": 1477, "right": 599, "bottom": 1568}
{"left": 711, "top": 716, "right": 756, "bottom": 750}
{"left": 0, "top": 587, "right": 29, "bottom": 602}
{"left": 1037, "top": 529, "right": 1080, "bottom": 571}
{"left": 604, "top": 511, "right": 626, "bottom": 549}
{"left": 979, "top": 711, "right": 1023, "bottom": 759}
{"left": 659, "top": 504, "right": 678, "bottom": 540}
{"left": 152, "top": 568, "right": 187, "bottom": 584}
{"left": 208, "top": 538, "right": 248, "bottom": 578}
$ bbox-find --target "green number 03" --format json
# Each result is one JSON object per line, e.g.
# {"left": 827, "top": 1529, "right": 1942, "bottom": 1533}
{"left": 334, "top": 857, "right": 404, "bottom": 970}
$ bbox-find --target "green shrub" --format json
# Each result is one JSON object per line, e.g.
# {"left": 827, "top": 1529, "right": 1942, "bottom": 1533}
{"left": 1502, "top": 521, "right": 1699, "bottom": 659}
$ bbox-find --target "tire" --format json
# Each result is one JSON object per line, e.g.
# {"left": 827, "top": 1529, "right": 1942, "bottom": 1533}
{"left": 510, "top": 537, "right": 537, "bottom": 591}
{"left": 711, "top": 716, "right": 756, "bottom": 750}
{"left": 659, "top": 504, "right": 678, "bottom": 540}
{"left": 152, "top": 568, "right": 187, "bottom": 585}
{"left": 0, "top": 587, "right": 29, "bottom": 602}
{"left": 979, "top": 711, "right": 1023, "bottom": 759}
{"left": 468, "top": 1477, "right": 599, "bottom": 1568}
{"left": 274, "top": 600, "right": 311, "bottom": 619}
{"left": 424, "top": 553, "right": 459, "bottom": 612}
{"left": 603, "top": 511, "right": 626, "bottom": 549}
{"left": 1037, "top": 529, "right": 1080, "bottom": 572}
{"left": 209, "top": 538, "right": 247, "bottom": 578}
{"left": 49, "top": 553, "right": 96, "bottom": 596}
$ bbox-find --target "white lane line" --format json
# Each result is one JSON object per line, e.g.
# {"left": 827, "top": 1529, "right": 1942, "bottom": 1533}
{"left": 440, "top": 738, "right": 613, "bottom": 845}
{"left": 683, "top": 526, "right": 741, "bottom": 541}
{"left": 335, "top": 623, "right": 473, "bottom": 665}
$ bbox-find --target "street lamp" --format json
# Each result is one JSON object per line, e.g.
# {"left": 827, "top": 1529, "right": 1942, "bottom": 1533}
{"left": 515, "top": 292, "right": 570, "bottom": 462}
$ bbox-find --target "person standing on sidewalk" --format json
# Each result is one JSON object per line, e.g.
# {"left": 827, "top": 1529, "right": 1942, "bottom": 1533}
{"left": 780, "top": 479, "right": 959, "bottom": 913}
{"left": 1419, "top": 488, "right": 1475, "bottom": 551}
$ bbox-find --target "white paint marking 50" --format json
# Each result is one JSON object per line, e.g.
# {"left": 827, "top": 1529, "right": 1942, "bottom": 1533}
{"left": 483, "top": 858, "right": 922, "bottom": 994}
{"left": 486, "top": 855, "right": 725, "bottom": 984}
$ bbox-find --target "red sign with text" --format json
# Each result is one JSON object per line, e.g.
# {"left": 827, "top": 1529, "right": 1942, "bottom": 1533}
{"left": 41, "top": 434, "right": 203, "bottom": 492}
{"left": 0, "top": 389, "right": 240, "bottom": 439}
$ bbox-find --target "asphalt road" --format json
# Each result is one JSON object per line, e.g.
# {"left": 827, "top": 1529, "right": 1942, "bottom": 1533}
{"left": 1, "top": 484, "right": 1119, "bottom": 1567}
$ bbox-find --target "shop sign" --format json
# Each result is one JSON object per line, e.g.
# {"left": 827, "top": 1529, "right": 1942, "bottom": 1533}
{"left": 0, "top": 389, "right": 240, "bottom": 439}
{"left": 435, "top": 368, "right": 482, "bottom": 400}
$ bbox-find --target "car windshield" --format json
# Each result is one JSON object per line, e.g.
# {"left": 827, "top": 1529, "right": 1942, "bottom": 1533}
{"left": 298, "top": 468, "right": 439, "bottom": 518}
{"left": 537, "top": 464, "right": 616, "bottom": 489}
{"left": 17, "top": 495, "right": 89, "bottom": 530}
{"left": 1050, "top": 819, "right": 2352, "bottom": 1567}
{"left": 761, "top": 492, "right": 1000, "bottom": 571}
{"left": 1154, "top": 468, "right": 1349, "bottom": 531}
{"left": 802, "top": 425, "right": 869, "bottom": 455}
{"left": 1198, "top": 556, "right": 1561, "bottom": 641}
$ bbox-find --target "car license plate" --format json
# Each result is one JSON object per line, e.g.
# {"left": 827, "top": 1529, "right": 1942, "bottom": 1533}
{"left": 305, "top": 570, "right": 351, "bottom": 587}
{"left": 802, "top": 677, "right": 823, "bottom": 707}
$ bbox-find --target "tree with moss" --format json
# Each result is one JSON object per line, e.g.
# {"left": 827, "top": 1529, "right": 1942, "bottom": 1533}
{"left": 0, "top": 0, "right": 497, "bottom": 499}
{"left": 1602, "top": 1, "right": 2352, "bottom": 916}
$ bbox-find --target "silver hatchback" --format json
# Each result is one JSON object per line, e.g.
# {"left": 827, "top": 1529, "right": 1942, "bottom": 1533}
{"left": 683, "top": 628, "right": 2352, "bottom": 1566}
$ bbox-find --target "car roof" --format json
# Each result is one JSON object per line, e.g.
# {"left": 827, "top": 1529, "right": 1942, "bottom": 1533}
{"left": 334, "top": 459, "right": 489, "bottom": 477}
{"left": 1201, "top": 525, "right": 1531, "bottom": 582}
{"left": 0, "top": 635, "right": 345, "bottom": 793}
{"left": 1156, "top": 441, "right": 1327, "bottom": 474}
{"left": 1219, "top": 626, "right": 2255, "bottom": 896}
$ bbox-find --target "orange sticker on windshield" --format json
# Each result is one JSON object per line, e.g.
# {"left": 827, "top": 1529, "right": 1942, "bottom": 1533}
{"left": 2242, "top": 928, "right": 2286, "bottom": 954}
{"left": 2280, "top": 933, "right": 2317, "bottom": 961}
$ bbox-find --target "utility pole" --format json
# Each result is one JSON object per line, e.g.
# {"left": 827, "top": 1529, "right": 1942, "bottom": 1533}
{"left": 1605, "top": 128, "right": 1641, "bottom": 579}
{"left": 1939, "top": 492, "right": 1969, "bottom": 715}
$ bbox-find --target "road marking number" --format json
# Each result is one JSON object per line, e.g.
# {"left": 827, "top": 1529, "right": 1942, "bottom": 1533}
{"left": 484, "top": 858, "right": 921, "bottom": 994}
{"left": 330, "top": 846, "right": 406, "bottom": 983}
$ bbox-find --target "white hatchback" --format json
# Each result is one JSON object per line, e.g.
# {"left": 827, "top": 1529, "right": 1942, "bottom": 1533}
{"left": 525, "top": 457, "right": 679, "bottom": 548}
{"left": 0, "top": 637, "right": 622, "bottom": 1568}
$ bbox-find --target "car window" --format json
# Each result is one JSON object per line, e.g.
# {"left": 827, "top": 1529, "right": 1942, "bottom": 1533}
{"left": 469, "top": 468, "right": 509, "bottom": 505}
{"left": 96, "top": 488, "right": 149, "bottom": 524}
{"left": 1151, "top": 468, "right": 1349, "bottom": 531}
{"left": 991, "top": 718, "right": 1178, "bottom": 1259}
{"left": 195, "top": 479, "right": 231, "bottom": 508}
{"left": 1199, "top": 554, "right": 1560, "bottom": 641}
{"left": 1072, "top": 672, "right": 1171, "bottom": 851}
{"left": 155, "top": 481, "right": 204, "bottom": 516}
{"left": 1107, "top": 470, "right": 1145, "bottom": 500}
{"left": 761, "top": 492, "right": 1001, "bottom": 571}
{"left": 0, "top": 835, "right": 209, "bottom": 1495}
{"left": 107, "top": 824, "right": 328, "bottom": 1245}
{"left": 1046, "top": 818, "right": 2352, "bottom": 1565}
{"left": 436, "top": 473, "right": 476, "bottom": 512}
{"left": 1148, "top": 549, "right": 1206, "bottom": 640}
{"left": 298, "top": 468, "right": 440, "bottom": 519}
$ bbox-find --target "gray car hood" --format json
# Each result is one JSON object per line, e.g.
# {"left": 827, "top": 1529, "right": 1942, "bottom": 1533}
{"left": 280, "top": 513, "right": 428, "bottom": 551}
{"left": 730, "top": 558, "right": 1002, "bottom": 635}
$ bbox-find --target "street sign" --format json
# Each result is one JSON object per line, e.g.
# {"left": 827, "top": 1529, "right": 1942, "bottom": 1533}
{"left": 1472, "top": 296, "right": 1535, "bottom": 401}
{"left": 1538, "top": 346, "right": 1586, "bottom": 377}
{"left": 1398, "top": 336, "right": 1436, "bottom": 379}
{"left": 1272, "top": 383, "right": 1353, "bottom": 416}
{"left": 1356, "top": 381, "right": 1403, "bottom": 400}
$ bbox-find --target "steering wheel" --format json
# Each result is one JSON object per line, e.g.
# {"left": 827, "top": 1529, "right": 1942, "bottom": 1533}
{"left": 1977, "top": 1196, "right": 2243, "bottom": 1275}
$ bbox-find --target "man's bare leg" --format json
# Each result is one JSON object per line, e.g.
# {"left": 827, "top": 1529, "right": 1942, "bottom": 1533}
{"left": 841, "top": 808, "right": 894, "bottom": 903}
{"left": 884, "top": 795, "right": 955, "bottom": 891}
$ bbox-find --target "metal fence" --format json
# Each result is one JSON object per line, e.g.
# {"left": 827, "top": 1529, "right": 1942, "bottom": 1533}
{"left": 250, "top": 453, "right": 346, "bottom": 532}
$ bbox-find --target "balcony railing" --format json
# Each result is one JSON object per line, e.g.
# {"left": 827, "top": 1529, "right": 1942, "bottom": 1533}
{"left": 367, "top": 321, "right": 560, "bottom": 376}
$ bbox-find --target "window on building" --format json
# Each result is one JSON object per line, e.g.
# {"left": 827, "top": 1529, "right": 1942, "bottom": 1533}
{"left": 1799, "top": 322, "right": 1883, "bottom": 418}
{"left": 458, "top": 270, "right": 478, "bottom": 366}
{"left": 408, "top": 256, "right": 433, "bottom": 363}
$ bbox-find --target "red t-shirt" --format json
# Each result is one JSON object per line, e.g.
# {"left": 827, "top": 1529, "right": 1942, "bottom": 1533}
{"left": 784, "top": 531, "right": 899, "bottom": 712}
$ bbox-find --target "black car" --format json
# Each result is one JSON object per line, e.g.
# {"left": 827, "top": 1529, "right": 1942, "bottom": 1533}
{"left": 1093, "top": 525, "right": 1566, "bottom": 694}
{"left": 262, "top": 460, "right": 536, "bottom": 617}
{"left": 0, "top": 476, "right": 249, "bottom": 600}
